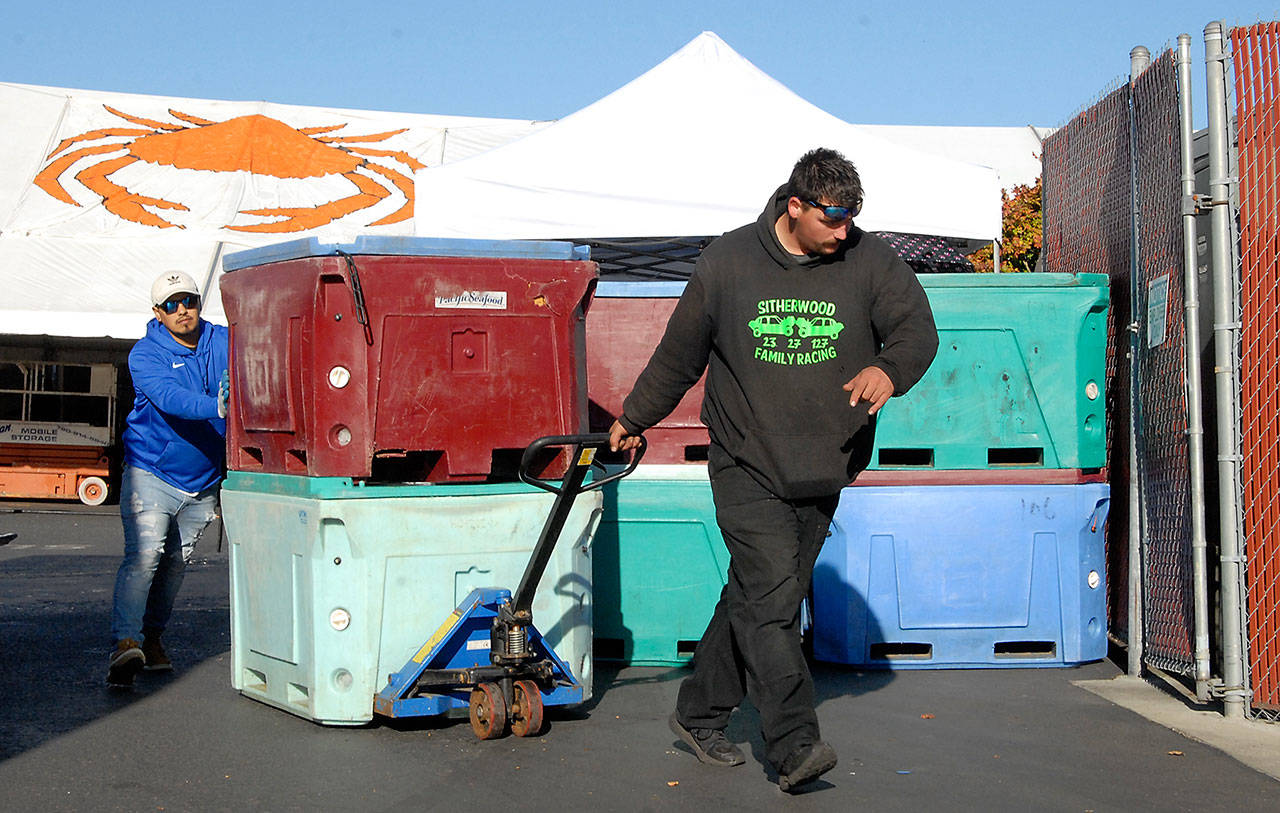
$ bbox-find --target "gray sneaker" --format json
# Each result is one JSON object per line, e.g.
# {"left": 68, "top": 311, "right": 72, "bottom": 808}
{"left": 106, "top": 639, "right": 144, "bottom": 689}
{"left": 669, "top": 712, "right": 746, "bottom": 767}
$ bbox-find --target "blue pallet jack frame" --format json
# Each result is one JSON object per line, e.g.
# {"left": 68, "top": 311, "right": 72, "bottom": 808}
{"left": 373, "top": 433, "right": 644, "bottom": 739}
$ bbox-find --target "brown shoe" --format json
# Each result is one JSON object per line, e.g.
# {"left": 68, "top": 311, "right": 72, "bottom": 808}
{"left": 106, "top": 639, "right": 144, "bottom": 688}
{"left": 141, "top": 636, "right": 172, "bottom": 672}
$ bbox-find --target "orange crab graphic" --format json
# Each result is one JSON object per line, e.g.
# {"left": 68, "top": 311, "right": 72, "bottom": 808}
{"left": 34, "top": 105, "right": 427, "bottom": 232}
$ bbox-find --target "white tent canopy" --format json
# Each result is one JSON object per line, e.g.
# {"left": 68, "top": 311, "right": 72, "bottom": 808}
{"left": 855, "top": 124, "right": 1052, "bottom": 190}
{"left": 414, "top": 32, "right": 1003, "bottom": 243}
{"left": 0, "top": 36, "right": 1037, "bottom": 342}
{"left": 0, "top": 82, "right": 549, "bottom": 339}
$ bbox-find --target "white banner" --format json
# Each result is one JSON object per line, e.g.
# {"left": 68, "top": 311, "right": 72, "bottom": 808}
{"left": 0, "top": 82, "right": 547, "bottom": 339}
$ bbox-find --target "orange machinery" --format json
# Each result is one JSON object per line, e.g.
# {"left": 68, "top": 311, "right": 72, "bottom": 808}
{"left": 0, "top": 362, "right": 116, "bottom": 506}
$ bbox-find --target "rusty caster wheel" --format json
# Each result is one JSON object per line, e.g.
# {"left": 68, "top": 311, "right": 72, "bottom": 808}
{"left": 469, "top": 682, "right": 508, "bottom": 740}
{"left": 510, "top": 679, "right": 545, "bottom": 737}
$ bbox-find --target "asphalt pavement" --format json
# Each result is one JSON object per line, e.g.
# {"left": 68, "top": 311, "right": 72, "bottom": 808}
{"left": 2, "top": 504, "right": 1278, "bottom": 812}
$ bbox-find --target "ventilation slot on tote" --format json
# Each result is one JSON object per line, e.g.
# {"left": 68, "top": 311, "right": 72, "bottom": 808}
{"left": 987, "top": 447, "right": 1043, "bottom": 466}
{"left": 870, "top": 642, "right": 933, "bottom": 660}
{"left": 877, "top": 448, "right": 934, "bottom": 467}
{"left": 993, "top": 641, "right": 1057, "bottom": 659}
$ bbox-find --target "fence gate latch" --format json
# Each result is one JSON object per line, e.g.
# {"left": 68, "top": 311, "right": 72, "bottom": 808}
{"left": 1206, "top": 678, "right": 1250, "bottom": 700}
{"left": 1182, "top": 193, "right": 1214, "bottom": 215}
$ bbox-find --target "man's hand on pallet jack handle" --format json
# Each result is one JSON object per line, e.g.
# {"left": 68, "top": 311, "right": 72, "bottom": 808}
{"left": 608, "top": 420, "right": 643, "bottom": 453}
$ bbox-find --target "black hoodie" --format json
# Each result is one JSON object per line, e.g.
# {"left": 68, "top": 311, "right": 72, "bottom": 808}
{"left": 619, "top": 185, "right": 938, "bottom": 498}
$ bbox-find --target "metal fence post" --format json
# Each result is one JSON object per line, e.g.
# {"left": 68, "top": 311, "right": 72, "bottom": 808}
{"left": 1176, "top": 33, "right": 1214, "bottom": 702}
{"left": 1127, "top": 45, "right": 1150, "bottom": 678}
{"left": 1204, "top": 20, "right": 1248, "bottom": 718}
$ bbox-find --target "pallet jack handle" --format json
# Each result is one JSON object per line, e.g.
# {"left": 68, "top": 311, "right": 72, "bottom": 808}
{"left": 517, "top": 432, "right": 646, "bottom": 495}
{"left": 509, "top": 433, "right": 646, "bottom": 616}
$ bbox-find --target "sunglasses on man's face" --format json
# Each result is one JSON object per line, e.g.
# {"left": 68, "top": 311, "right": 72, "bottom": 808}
{"left": 159, "top": 294, "right": 200, "bottom": 314}
{"left": 805, "top": 200, "right": 860, "bottom": 222}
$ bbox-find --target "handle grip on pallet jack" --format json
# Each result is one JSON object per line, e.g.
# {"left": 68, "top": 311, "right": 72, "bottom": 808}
{"left": 518, "top": 432, "right": 647, "bottom": 495}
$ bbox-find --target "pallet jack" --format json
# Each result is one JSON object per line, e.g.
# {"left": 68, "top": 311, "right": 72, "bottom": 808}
{"left": 373, "top": 433, "right": 645, "bottom": 739}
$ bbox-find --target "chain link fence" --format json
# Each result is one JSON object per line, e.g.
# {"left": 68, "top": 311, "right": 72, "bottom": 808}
{"left": 1041, "top": 83, "right": 1133, "bottom": 642}
{"left": 974, "top": 18, "right": 1279, "bottom": 719}
{"left": 1041, "top": 35, "right": 1254, "bottom": 703}
{"left": 1230, "top": 22, "right": 1280, "bottom": 720}
{"left": 1132, "top": 50, "right": 1197, "bottom": 678}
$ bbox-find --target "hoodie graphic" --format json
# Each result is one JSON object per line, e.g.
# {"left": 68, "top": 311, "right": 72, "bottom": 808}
{"left": 620, "top": 185, "right": 938, "bottom": 498}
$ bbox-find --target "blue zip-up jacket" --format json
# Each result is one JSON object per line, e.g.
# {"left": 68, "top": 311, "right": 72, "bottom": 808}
{"left": 123, "top": 318, "right": 229, "bottom": 493}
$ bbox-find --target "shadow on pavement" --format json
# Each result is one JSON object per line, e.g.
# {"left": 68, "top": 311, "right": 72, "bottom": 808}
{"left": 0, "top": 552, "right": 230, "bottom": 761}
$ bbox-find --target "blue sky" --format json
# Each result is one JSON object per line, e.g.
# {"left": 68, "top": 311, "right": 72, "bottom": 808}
{"left": 2, "top": 1, "right": 1275, "bottom": 127}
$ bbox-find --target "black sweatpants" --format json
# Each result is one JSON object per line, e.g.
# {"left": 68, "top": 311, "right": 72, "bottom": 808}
{"left": 675, "top": 448, "right": 839, "bottom": 769}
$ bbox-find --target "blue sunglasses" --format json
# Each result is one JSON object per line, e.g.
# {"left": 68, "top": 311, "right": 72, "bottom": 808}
{"left": 805, "top": 200, "right": 860, "bottom": 221}
{"left": 159, "top": 294, "right": 200, "bottom": 314}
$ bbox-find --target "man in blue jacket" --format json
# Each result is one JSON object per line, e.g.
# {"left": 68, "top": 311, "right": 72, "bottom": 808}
{"left": 107, "top": 271, "right": 229, "bottom": 689}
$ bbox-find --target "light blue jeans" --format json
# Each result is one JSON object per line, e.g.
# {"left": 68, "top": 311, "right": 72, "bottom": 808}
{"left": 110, "top": 465, "right": 219, "bottom": 644}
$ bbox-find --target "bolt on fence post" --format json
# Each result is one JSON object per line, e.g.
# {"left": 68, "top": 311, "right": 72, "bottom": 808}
{"left": 1175, "top": 32, "right": 1214, "bottom": 702}
{"left": 1204, "top": 19, "right": 1248, "bottom": 719}
{"left": 1127, "top": 45, "right": 1150, "bottom": 679}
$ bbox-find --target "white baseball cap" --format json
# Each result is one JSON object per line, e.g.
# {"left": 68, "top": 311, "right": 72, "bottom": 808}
{"left": 150, "top": 271, "right": 201, "bottom": 307}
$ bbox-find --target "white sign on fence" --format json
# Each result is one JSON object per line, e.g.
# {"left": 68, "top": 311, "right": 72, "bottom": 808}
{"left": 1147, "top": 274, "right": 1170, "bottom": 349}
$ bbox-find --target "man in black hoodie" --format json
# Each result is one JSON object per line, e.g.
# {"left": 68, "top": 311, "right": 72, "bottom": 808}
{"left": 609, "top": 148, "right": 938, "bottom": 792}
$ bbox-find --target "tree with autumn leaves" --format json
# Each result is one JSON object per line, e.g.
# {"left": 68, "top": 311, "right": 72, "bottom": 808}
{"left": 969, "top": 177, "right": 1041, "bottom": 272}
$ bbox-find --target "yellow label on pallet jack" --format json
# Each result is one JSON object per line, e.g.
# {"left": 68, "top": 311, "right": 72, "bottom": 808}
{"left": 413, "top": 608, "right": 465, "bottom": 663}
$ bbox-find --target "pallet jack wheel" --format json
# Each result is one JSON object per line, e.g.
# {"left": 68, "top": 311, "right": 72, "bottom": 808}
{"left": 469, "top": 682, "right": 507, "bottom": 740}
{"left": 510, "top": 680, "right": 544, "bottom": 737}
